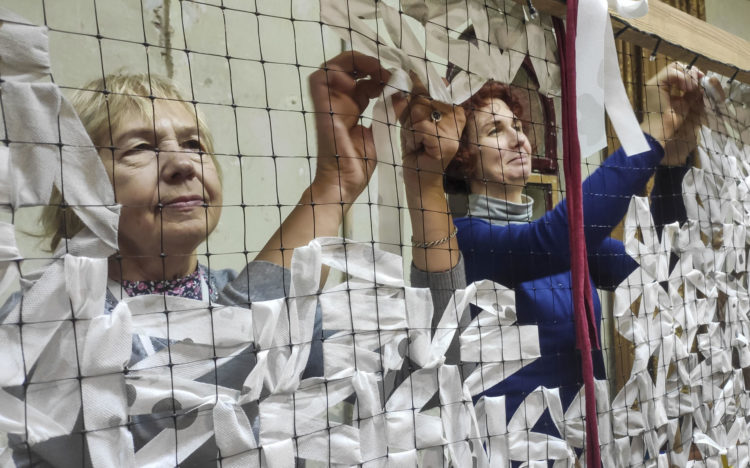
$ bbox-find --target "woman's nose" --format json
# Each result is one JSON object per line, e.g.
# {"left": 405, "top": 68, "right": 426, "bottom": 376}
{"left": 511, "top": 128, "right": 529, "bottom": 149}
{"left": 160, "top": 145, "right": 197, "bottom": 182}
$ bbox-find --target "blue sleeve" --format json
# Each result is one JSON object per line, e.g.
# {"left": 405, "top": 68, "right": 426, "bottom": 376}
{"left": 650, "top": 162, "right": 690, "bottom": 276}
{"left": 588, "top": 237, "right": 638, "bottom": 291}
{"left": 588, "top": 164, "right": 688, "bottom": 291}
{"left": 458, "top": 134, "right": 664, "bottom": 287}
{"left": 650, "top": 164, "right": 689, "bottom": 235}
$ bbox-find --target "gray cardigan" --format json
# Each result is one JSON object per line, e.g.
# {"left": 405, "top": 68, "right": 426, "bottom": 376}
{"left": 6, "top": 257, "right": 466, "bottom": 467}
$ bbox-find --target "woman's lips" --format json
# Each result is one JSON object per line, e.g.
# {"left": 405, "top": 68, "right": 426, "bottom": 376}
{"left": 163, "top": 196, "right": 204, "bottom": 211}
{"left": 510, "top": 154, "right": 528, "bottom": 164}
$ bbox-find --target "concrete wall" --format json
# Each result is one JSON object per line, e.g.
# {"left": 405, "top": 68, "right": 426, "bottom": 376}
{"left": 2, "top": 0, "right": 384, "bottom": 277}
{"left": 706, "top": 0, "right": 750, "bottom": 42}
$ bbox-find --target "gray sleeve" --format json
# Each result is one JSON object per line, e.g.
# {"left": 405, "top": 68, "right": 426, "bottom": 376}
{"left": 410, "top": 255, "right": 470, "bottom": 372}
{"left": 410, "top": 254, "right": 467, "bottom": 329}
{"left": 390, "top": 254, "right": 472, "bottom": 385}
{"left": 217, "top": 260, "right": 291, "bottom": 307}
{"left": 218, "top": 260, "right": 324, "bottom": 378}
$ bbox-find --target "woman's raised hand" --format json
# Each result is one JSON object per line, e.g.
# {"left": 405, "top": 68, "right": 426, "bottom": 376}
{"left": 397, "top": 76, "right": 466, "bottom": 272}
{"left": 641, "top": 62, "right": 721, "bottom": 166}
{"left": 308, "top": 51, "right": 391, "bottom": 204}
{"left": 263, "top": 51, "right": 463, "bottom": 273}
{"left": 256, "top": 52, "right": 389, "bottom": 270}
{"left": 398, "top": 77, "right": 466, "bottom": 185}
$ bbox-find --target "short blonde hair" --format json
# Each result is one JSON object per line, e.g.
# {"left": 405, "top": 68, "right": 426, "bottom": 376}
{"left": 41, "top": 73, "right": 218, "bottom": 251}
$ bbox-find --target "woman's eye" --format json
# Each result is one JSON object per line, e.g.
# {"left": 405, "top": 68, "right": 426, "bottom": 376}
{"left": 123, "top": 143, "right": 154, "bottom": 156}
{"left": 183, "top": 139, "right": 202, "bottom": 151}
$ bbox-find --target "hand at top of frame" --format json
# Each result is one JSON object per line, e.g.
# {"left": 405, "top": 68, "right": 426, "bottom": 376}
{"left": 640, "top": 62, "right": 723, "bottom": 166}
{"left": 396, "top": 76, "right": 466, "bottom": 193}
{"left": 309, "top": 51, "right": 391, "bottom": 205}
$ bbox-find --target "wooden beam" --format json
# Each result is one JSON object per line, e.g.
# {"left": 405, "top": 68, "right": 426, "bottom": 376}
{"left": 517, "top": 0, "right": 750, "bottom": 84}
{"left": 522, "top": 0, "right": 567, "bottom": 17}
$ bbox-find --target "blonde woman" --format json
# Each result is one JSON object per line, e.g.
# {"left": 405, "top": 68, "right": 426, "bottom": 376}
{"left": 5, "top": 51, "right": 467, "bottom": 466}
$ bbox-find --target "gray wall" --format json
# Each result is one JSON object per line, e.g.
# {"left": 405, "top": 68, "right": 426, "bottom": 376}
{"left": 2, "top": 0, "right": 378, "bottom": 277}
{"left": 706, "top": 0, "right": 750, "bottom": 42}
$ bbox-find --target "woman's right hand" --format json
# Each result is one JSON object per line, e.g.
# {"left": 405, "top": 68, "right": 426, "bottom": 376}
{"left": 257, "top": 51, "right": 389, "bottom": 270}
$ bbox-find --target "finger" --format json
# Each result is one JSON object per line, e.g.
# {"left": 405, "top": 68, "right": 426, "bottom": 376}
{"left": 310, "top": 78, "right": 378, "bottom": 123}
{"left": 401, "top": 124, "right": 425, "bottom": 155}
{"left": 411, "top": 120, "right": 447, "bottom": 160}
{"left": 397, "top": 94, "right": 428, "bottom": 126}
{"left": 325, "top": 50, "right": 391, "bottom": 82}
{"left": 420, "top": 134, "right": 443, "bottom": 159}
{"left": 407, "top": 94, "right": 457, "bottom": 122}
{"left": 310, "top": 51, "right": 390, "bottom": 107}
{"left": 408, "top": 71, "right": 429, "bottom": 96}
{"left": 357, "top": 126, "right": 377, "bottom": 164}
{"left": 664, "top": 64, "right": 702, "bottom": 96}
{"left": 704, "top": 76, "right": 726, "bottom": 101}
{"left": 309, "top": 68, "right": 356, "bottom": 112}
{"left": 353, "top": 78, "right": 386, "bottom": 112}
{"left": 391, "top": 92, "right": 409, "bottom": 121}
{"left": 406, "top": 95, "right": 434, "bottom": 125}
{"left": 683, "top": 66, "right": 704, "bottom": 94}
{"left": 435, "top": 102, "right": 466, "bottom": 133}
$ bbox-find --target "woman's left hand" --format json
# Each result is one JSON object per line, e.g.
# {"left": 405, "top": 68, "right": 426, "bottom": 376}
{"left": 397, "top": 76, "right": 466, "bottom": 272}
{"left": 399, "top": 77, "right": 466, "bottom": 189}
{"left": 641, "top": 62, "right": 720, "bottom": 166}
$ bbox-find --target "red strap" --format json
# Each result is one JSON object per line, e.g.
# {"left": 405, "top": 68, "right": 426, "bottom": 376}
{"left": 553, "top": 4, "right": 601, "bottom": 466}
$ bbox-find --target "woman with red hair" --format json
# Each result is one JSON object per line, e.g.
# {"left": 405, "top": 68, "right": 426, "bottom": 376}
{"left": 441, "top": 64, "right": 707, "bottom": 438}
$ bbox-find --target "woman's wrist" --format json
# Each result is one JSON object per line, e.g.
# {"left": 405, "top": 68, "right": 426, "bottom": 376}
{"left": 410, "top": 212, "right": 459, "bottom": 271}
{"left": 299, "top": 182, "right": 349, "bottom": 235}
{"left": 309, "top": 175, "right": 360, "bottom": 207}
{"left": 403, "top": 166, "right": 446, "bottom": 206}
{"left": 405, "top": 181, "right": 456, "bottom": 251}
{"left": 640, "top": 114, "right": 667, "bottom": 146}
{"left": 412, "top": 225, "right": 457, "bottom": 248}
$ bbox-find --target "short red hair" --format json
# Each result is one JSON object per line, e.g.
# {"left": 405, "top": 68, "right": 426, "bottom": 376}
{"left": 444, "top": 80, "right": 524, "bottom": 193}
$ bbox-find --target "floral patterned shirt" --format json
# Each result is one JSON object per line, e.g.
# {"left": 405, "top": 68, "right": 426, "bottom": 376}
{"left": 120, "top": 265, "right": 219, "bottom": 302}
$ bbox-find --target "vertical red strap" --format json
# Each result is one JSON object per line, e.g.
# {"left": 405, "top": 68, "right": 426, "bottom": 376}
{"left": 553, "top": 4, "right": 601, "bottom": 467}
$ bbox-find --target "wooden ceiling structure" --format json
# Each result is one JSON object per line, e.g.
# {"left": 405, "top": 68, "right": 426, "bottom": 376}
{"left": 514, "top": 0, "right": 750, "bottom": 84}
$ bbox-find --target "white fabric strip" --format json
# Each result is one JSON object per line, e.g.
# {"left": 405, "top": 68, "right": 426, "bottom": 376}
{"left": 576, "top": 0, "right": 650, "bottom": 158}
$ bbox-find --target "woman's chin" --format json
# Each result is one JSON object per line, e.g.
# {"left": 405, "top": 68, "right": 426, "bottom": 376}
{"left": 161, "top": 232, "right": 206, "bottom": 255}
{"left": 162, "top": 218, "right": 217, "bottom": 248}
{"left": 504, "top": 172, "right": 530, "bottom": 189}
